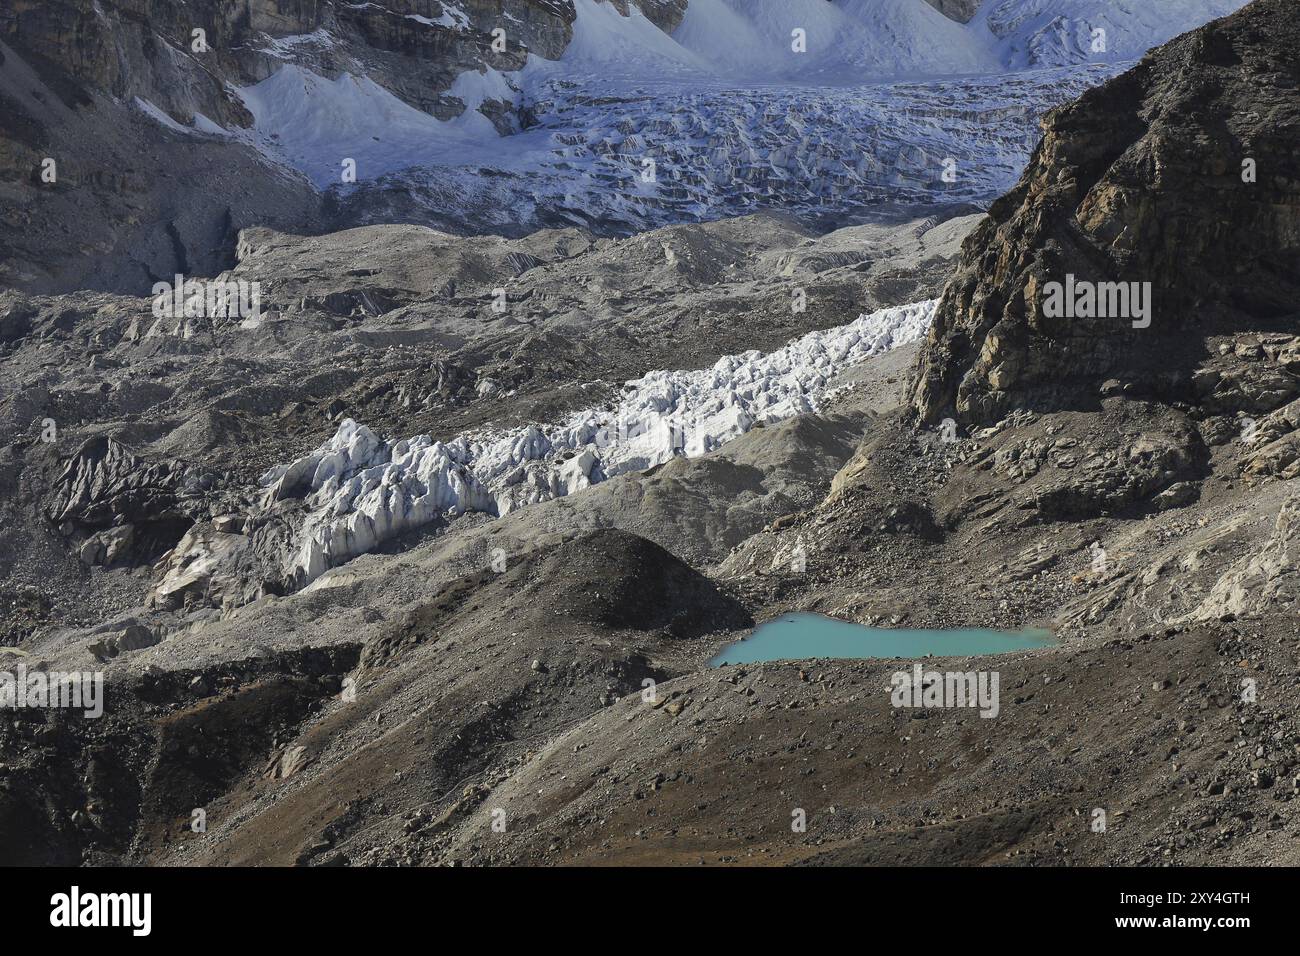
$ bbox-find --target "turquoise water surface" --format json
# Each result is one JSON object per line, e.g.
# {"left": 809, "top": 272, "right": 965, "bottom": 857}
{"left": 709, "top": 612, "right": 1055, "bottom": 666}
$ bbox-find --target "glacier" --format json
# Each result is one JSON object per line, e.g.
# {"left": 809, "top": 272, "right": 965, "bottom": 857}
{"left": 220, "top": 0, "right": 1250, "bottom": 233}
{"left": 253, "top": 299, "right": 936, "bottom": 588}
{"left": 340, "top": 66, "right": 1110, "bottom": 235}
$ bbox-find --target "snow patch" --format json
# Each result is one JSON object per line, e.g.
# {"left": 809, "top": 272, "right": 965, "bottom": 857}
{"left": 448, "top": 65, "right": 519, "bottom": 113}
{"left": 190, "top": 112, "right": 229, "bottom": 136}
{"left": 132, "top": 97, "right": 195, "bottom": 135}
{"left": 407, "top": 3, "right": 470, "bottom": 31}
{"left": 258, "top": 28, "right": 337, "bottom": 59}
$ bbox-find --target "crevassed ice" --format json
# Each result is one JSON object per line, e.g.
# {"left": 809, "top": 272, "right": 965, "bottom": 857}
{"left": 260, "top": 299, "right": 937, "bottom": 585}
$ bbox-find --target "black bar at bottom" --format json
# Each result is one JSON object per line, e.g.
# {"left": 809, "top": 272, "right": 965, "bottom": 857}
{"left": 1, "top": 865, "right": 1280, "bottom": 940}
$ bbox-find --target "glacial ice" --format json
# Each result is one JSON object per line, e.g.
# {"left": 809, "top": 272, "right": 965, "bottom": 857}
{"left": 228, "top": 0, "right": 1251, "bottom": 225}
{"left": 226, "top": 0, "right": 1250, "bottom": 201}
{"left": 260, "top": 299, "right": 937, "bottom": 586}
{"left": 337, "top": 66, "right": 1112, "bottom": 235}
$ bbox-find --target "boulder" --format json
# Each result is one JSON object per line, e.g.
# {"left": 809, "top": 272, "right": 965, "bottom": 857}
{"left": 0, "top": 293, "right": 34, "bottom": 343}
{"left": 88, "top": 624, "right": 160, "bottom": 662}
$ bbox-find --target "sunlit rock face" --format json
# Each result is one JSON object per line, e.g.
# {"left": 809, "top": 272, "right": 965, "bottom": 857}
{"left": 911, "top": 0, "right": 1300, "bottom": 428}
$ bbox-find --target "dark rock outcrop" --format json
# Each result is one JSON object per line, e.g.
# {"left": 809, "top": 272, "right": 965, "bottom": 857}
{"left": 912, "top": 0, "right": 1300, "bottom": 428}
{"left": 923, "top": 0, "right": 982, "bottom": 24}
{"left": 605, "top": 0, "right": 688, "bottom": 32}
{"left": 0, "top": 291, "right": 34, "bottom": 342}
{"left": 45, "top": 437, "right": 215, "bottom": 564}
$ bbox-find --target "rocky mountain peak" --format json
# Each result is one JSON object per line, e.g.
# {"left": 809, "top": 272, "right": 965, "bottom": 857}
{"left": 911, "top": 0, "right": 1300, "bottom": 427}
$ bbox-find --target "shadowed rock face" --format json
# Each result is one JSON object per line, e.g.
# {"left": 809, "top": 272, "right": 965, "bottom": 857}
{"left": 603, "top": 0, "right": 688, "bottom": 32}
{"left": 923, "top": 0, "right": 982, "bottom": 23}
{"left": 44, "top": 437, "right": 222, "bottom": 567}
{"left": 911, "top": 0, "right": 1300, "bottom": 427}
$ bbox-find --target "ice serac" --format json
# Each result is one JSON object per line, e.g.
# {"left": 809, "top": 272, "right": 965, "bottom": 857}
{"left": 335, "top": 67, "right": 1106, "bottom": 235}
{"left": 275, "top": 300, "right": 934, "bottom": 583}
{"left": 152, "top": 300, "right": 935, "bottom": 605}
{"left": 911, "top": 0, "right": 1300, "bottom": 428}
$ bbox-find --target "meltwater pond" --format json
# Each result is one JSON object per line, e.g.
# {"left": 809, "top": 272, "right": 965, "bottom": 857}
{"left": 709, "top": 613, "right": 1055, "bottom": 666}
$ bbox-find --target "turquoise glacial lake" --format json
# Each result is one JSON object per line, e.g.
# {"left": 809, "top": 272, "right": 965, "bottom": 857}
{"left": 709, "top": 613, "right": 1055, "bottom": 666}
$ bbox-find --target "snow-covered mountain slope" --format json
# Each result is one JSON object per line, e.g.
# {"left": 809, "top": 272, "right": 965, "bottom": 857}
{"left": 560, "top": 0, "right": 709, "bottom": 76}
{"left": 234, "top": 64, "right": 515, "bottom": 186}
{"left": 559, "top": 0, "right": 1254, "bottom": 81}
{"left": 548, "top": 0, "right": 1253, "bottom": 82}
{"left": 671, "top": 0, "right": 999, "bottom": 80}
{"left": 975, "top": 0, "right": 1254, "bottom": 68}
